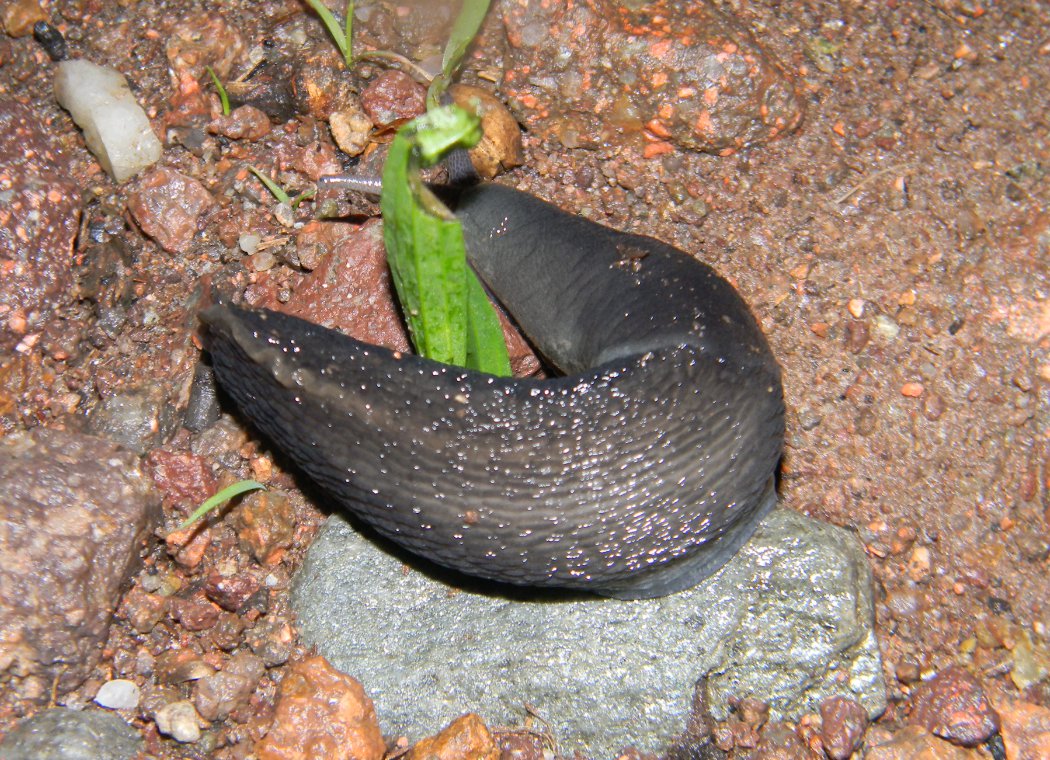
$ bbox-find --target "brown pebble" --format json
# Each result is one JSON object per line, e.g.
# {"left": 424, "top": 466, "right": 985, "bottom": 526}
{"left": 360, "top": 69, "right": 427, "bottom": 128}
{"left": 736, "top": 697, "right": 771, "bottom": 729}
{"left": 155, "top": 650, "right": 215, "bottom": 685}
{"left": 122, "top": 587, "right": 169, "bottom": 634}
{"left": 922, "top": 391, "right": 947, "bottom": 420}
{"left": 127, "top": 168, "right": 216, "bottom": 253}
{"left": 896, "top": 660, "right": 922, "bottom": 684}
{"left": 232, "top": 489, "right": 295, "bottom": 565}
{"left": 204, "top": 570, "right": 261, "bottom": 612}
{"left": 329, "top": 104, "right": 373, "bottom": 157}
{"left": 845, "top": 319, "right": 870, "bottom": 353}
{"left": 194, "top": 651, "right": 265, "bottom": 721}
{"left": 865, "top": 725, "right": 971, "bottom": 759}
{"left": 255, "top": 656, "right": 385, "bottom": 760}
{"left": 496, "top": 731, "right": 547, "bottom": 760}
{"left": 170, "top": 593, "right": 222, "bottom": 632}
{"left": 907, "top": 665, "right": 1000, "bottom": 746}
{"left": 449, "top": 83, "right": 525, "bottom": 179}
{"left": 208, "top": 105, "right": 272, "bottom": 140}
{"left": 407, "top": 713, "right": 500, "bottom": 760}
{"left": 820, "top": 696, "right": 869, "bottom": 760}
{"left": 1, "top": 0, "right": 47, "bottom": 37}
{"left": 750, "top": 722, "right": 813, "bottom": 759}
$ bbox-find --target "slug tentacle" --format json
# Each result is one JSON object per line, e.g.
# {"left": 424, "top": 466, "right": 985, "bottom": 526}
{"left": 202, "top": 184, "right": 784, "bottom": 599}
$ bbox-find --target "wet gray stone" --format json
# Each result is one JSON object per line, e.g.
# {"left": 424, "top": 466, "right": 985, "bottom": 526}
{"left": 0, "top": 708, "right": 142, "bottom": 760}
{"left": 292, "top": 508, "right": 886, "bottom": 758}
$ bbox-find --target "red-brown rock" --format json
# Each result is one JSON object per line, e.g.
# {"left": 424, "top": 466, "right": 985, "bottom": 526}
{"left": 232, "top": 489, "right": 295, "bottom": 566}
{"left": 820, "top": 695, "right": 870, "bottom": 759}
{"left": 128, "top": 168, "right": 216, "bottom": 253}
{"left": 907, "top": 665, "right": 1000, "bottom": 746}
{"left": 360, "top": 70, "right": 427, "bottom": 128}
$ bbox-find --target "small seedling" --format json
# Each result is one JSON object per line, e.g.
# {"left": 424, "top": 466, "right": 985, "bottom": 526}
{"left": 178, "top": 479, "right": 266, "bottom": 530}
{"left": 381, "top": 105, "right": 510, "bottom": 375}
{"left": 426, "top": 0, "right": 491, "bottom": 110}
{"left": 247, "top": 165, "right": 315, "bottom": 209}
{"left": 205, "top": 65, "right": 231, "bottom": 116}
{"left": 303, "top": 0, "right": 354, "bottom": 67}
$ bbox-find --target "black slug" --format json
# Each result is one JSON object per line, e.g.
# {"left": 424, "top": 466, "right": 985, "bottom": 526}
{"left": 201, "top": 184, "right": 784, "bottom": 599}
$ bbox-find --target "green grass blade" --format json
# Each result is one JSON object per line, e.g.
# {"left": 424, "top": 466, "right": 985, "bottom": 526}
{"left": 303, "top": 0, "right": 350, "bottom": 64}
{"left": 205, "top": 65, "right": 230, "bottom": 116}
{"left": 179, "top": 480, "right": 266, "bottom": 530}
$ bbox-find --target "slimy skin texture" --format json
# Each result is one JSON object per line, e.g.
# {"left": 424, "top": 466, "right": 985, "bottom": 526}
{"left": 202, "top": 184, "right": 784, "bottom": 599}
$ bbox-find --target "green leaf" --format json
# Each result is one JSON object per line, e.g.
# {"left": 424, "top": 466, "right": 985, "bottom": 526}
{"left": 179, "top": 480, "right": 266, "bottom": 530}
{"left": 205, "top": 65, "right": 230, "bottom": 116}
{"left": 465, "top": 268, "right": 511, "bottom": 376}
{"left": 380, "top": 105, "right": 510, "bottom": 375}
{"left": 427, "top": 0, "right": 492, "bottom": 109}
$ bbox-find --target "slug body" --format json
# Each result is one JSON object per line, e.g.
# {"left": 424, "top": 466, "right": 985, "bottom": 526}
{"left": 202, "top": 184, "right": 784, "bottom": 599}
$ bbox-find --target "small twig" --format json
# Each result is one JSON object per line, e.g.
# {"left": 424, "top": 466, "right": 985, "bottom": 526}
{"left": 834, "top": 163, "right": 916, "bottom": 204}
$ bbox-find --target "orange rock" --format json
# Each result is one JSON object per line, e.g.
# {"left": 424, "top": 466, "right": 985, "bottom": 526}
{"left": 995, "top": 698, "right": 1050, "bottom": 760}
{"left": 901, "top": 382, "right": 924, "bottom": 398}
{"left": 407, "top": 713, "right": 500, "bottom": 760}
{"left": 256, "top": 656, "right": 385, "bottom": 760}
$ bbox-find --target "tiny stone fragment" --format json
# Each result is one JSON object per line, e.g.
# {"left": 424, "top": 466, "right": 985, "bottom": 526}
{"left": 329, "top": 105, "right": 373, "bottom": 157}
{"left": 128, "top": 168, "right": 216, "bottom": 253}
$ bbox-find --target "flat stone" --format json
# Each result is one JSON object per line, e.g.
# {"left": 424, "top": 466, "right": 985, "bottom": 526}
{"left": 291, "top": 508, "right": 886, "bottom": 758}
{"left": 0, "top": 707, "right": 142, "bottom": 760}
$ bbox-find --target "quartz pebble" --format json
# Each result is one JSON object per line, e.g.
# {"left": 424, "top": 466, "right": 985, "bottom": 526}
{"left": 94, "top": 679, "right": 141, "bottom": 710}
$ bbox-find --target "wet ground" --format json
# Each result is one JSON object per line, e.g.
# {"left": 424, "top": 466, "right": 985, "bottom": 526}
{"left": 0, "top": 0, "right": 1047, "bottom": 758}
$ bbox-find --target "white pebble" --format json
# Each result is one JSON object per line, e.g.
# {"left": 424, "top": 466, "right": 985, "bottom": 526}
{"left": 239, "top": 233, "right": 261, "bottom": 255}
{"left": 874, "top": 314, "right": 900, "bottom": 339}
{"left": 54, "top": 60, "right": 162, "bottom": 183}
{"left": 94, "top": 678, "right": 140, "bottom": 710}
{"left": 154, "top": 700, "right": 202, "bottom": 743}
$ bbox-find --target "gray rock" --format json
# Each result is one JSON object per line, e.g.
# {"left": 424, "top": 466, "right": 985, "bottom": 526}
{"left": 0, "top": 708, "right": 142, "bottom": 760}
{"left": 86, "top": 383, "right": 179, "bottom": 453}
{"left": 292, "top": 508, "right": 886, "bottom": 758}
{"left": 0, "top": 429, "right": 161, "bottom": 699}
